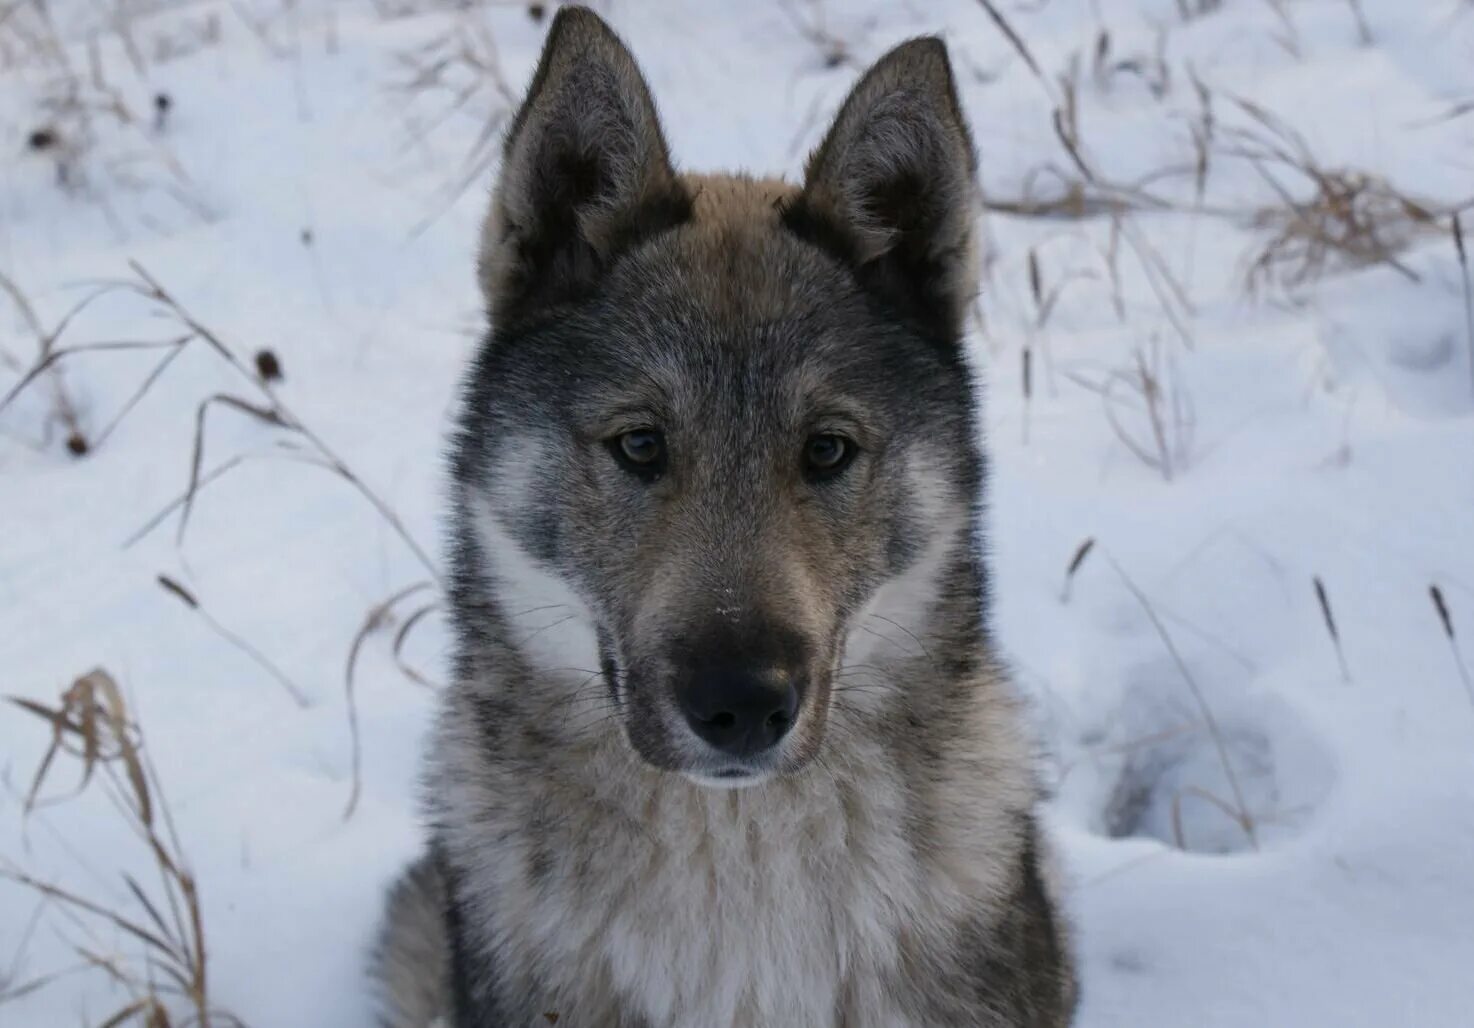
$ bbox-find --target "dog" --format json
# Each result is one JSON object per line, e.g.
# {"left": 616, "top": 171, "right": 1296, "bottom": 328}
{"left": 372, "top": 8, "right": 1076, "bottom": 1026}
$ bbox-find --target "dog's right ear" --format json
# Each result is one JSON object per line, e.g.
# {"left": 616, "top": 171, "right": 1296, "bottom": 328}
{"left": 479, "top": 8, "right": 690, "bottom": 327}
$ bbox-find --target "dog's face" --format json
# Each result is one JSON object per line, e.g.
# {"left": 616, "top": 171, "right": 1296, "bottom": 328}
{"left": 453, "top": 10, "right": 982, "bottom": 785}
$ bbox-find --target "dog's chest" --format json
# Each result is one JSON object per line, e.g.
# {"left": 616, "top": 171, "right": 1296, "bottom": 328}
{"left": 507, "top": 768, "right": 926, "bottom": 1027}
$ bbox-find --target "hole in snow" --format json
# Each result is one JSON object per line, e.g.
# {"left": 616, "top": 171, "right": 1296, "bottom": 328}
{"left": 1088, "top": 676, "right": 1335, "bottom": 855}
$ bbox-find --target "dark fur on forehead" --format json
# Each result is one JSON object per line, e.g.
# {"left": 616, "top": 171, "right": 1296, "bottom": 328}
{"left": 781, "top": 36, "right": 979, "bottom": 343}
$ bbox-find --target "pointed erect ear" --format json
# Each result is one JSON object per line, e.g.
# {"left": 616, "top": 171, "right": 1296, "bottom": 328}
{"left": 783, "top": 37, "right": 979, "bottom": 341}
{"left": 479, "top": 8, "right": 691, "bottom": 326}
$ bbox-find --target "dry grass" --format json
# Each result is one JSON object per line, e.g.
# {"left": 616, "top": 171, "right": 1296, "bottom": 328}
{"left": 4, "top": 3, "right": 211, "bottom": 226}
{"left": 156, "top": 575, "right": 312, "bottom": 708}
{"left": 1059, "top": 537, "right": 1096, "bottom": 604}
{"left": 970, "top": 30, "right": 1465, "bottom": 479}
{"left": 152, "top": 264, "right": 441, "bottom": 579}
{"left": 1065, "top": 338, "right": 1195, "bottom": 482}
{"left": 1222, "top": 96, "right": 1449, "bottom": 292}
{"left": 2, "top": 261, "right": 448, "bottom": 830}
{"left": 116, "top": 264, "right": 447, "bottom": 816}
{"left": 388, "top": 9, "right": 518, "bottom": 237}
{"left": 1344, "top": 0, "right": 1373, "bottom": 45}
{"left": 1090, "top": 26, "right": 1170, "bottom": 100}
{"left": 1173, "top": 0, "right": 1225, "bottom": 21}
{"left": 342, "top": 580, "right": 441, "bottom": 820}
{"left": 0, "top": 0, "right": 66, "bottom": 71}
{"left": 1313, "top": 575, "right": 1350, "bottom": 682}
{"left": 0, "top": 270, "right": 90, "bottom": 454}
{"left": 779, "top": 0, "right": 854, "bottom": 70}
{"left": 1429, "top": 585, "right": 1473, "bottom": 710}
{"left": 1454, "top": 214, "right": 1473, "bottom": 397}
{"left": 0, "top": 270, "right": 199, "bottom": 457}
{"left": 0, "top": 262, "right": 440, "bottom": 578}
{"left": 1, "top": 669, "right": 244, "bottom": 1026}
{"left": 1108, "top": 556, "right": 1260, "bottom": 852}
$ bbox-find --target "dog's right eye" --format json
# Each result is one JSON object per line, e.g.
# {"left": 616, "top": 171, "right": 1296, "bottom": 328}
{"left": 609, "top": 429, "right": 666, "bottom": 479}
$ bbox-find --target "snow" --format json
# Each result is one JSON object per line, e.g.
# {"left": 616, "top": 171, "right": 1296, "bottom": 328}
{"left": 3, "top": 0, "right": 1473, "bottom": 1024}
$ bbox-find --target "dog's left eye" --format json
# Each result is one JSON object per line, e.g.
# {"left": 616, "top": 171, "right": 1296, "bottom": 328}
{"left": 803, "top": 433, "right": 855, "bottom": 478}
{"left": 608, "top": 428, "right": 667, "bottom": 479}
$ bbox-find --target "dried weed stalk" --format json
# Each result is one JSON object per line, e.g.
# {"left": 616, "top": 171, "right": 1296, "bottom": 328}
{"left": 1099, "top": 340, "right": 1195, "bottom": 482}
{"left": 1109, "top": 558, "right": 1259, "bottom": 851}
{"left": 389, "top": 11, "right": 517, "bottom": 237}
{"left": 135, "top": 263, "right": 440, "bottom": 579}
{"left": 1224, "top": 96, "right": 1446, "bottom": 292}
{"left": 342, "top": 580, "right": 440, "bottom": 820}
{"left": 1453, "top": 214, "right": 1473, "bottom": 396}
{"left": 779, "top": 0, "right": 854, "bottom": 69}
{"left": 2, "top": 669, "right": 245, "bottom": 1026}
{"left": 1312, "top": 575, "right": 1350, "bottom": 681}
{"left": 1060, "top": 537, "right": 1096, "bottom": 603}
{"left": 0, "top": 270, "right": 89, "bottom": 453}
{"left": 10, "top": 8, "right": 210, "bottom": 224}
{"left": 156, "top": 575, "right": 311, "bottom": 708}
{"left": 4, "top": 263, "right": 447, "bottom": 828}
{"left": 1429, "top": 585, "right": 1473, "bottom": 710}
{"left": 3, "top": 263, "right": 439, "bottom": 578}
{"left": 1173, "top": 0, "right": 1225, "bottom": 21}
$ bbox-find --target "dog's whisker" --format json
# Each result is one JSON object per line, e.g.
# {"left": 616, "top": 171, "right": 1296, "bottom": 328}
{"left": 506, "top": 602, "right": 577, "bottom": 620}
{"left": 513, "top": 613, "right": 580, "bottom": 648}
{"left": 864, "top": 614, "right": 938, "bottom": 669}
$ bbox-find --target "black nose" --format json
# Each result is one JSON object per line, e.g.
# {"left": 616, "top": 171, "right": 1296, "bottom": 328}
{"left": 678, "top": 668, "right": 801, "bottom": 758}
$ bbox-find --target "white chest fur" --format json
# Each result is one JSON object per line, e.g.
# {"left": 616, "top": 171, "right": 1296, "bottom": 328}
{"left": 470, "top": 738, "right": 946, "bottom": 1028}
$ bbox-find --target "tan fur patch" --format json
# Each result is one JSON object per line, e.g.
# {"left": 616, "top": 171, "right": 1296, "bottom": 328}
{"left": 682, "top": 173, "right": 796, "bottom": 236}
{"left": 666, "top": 173, "right": 807, "bottom": 321}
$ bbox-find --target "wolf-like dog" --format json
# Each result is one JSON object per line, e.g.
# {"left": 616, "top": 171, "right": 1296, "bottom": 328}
{"left": 372, "top": 8, "right": 1076, "bottom": 1026}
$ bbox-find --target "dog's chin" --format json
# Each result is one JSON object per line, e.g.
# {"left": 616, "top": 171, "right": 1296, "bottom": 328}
{"left": 624, "top": 739, "right": 810, "bottom": 790}
{"left": 622, "top": 739, "right": 787, "bottom": 788}
{"left": 618, "top": 696, "right": 829, "bottom": 786}
{"left": 682, "top": 767, "right": 774, "bottom": 790}
{"left": 678, "top": 745, "right": 825, "bottom": 788}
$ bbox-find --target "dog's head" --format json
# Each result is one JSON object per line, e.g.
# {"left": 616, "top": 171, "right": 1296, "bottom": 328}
{"left": 453, "top": 8, "right": 984, "bottom": 786}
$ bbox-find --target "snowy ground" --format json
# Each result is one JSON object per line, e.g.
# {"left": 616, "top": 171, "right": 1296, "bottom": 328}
{"left": 2, "top": 0, "right": 1473, "bottom": 1024}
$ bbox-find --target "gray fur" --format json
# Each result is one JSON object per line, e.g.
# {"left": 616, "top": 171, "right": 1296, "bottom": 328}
{"left": 372, "top": 7, "right": 1077, "bottom": 1026}
{"left": 373, "top": 855, "right": 451, "bottom": 1028}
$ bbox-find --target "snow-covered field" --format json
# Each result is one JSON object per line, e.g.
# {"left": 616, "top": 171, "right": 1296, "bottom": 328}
{"left": 2, "top": 0, "right": 1473, "bottom": 1023}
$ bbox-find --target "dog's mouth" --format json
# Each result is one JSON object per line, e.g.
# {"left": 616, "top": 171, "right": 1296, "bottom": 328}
{"left": 710, "top": 767, "right": 749, "bottom": 779}
{"left": 682, "top": 765, "right": 773, "bottom": 789}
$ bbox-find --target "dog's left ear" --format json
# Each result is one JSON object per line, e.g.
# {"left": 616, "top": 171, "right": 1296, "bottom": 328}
{"left": 785, "top": 38, "right": 978, "bottom": 341}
